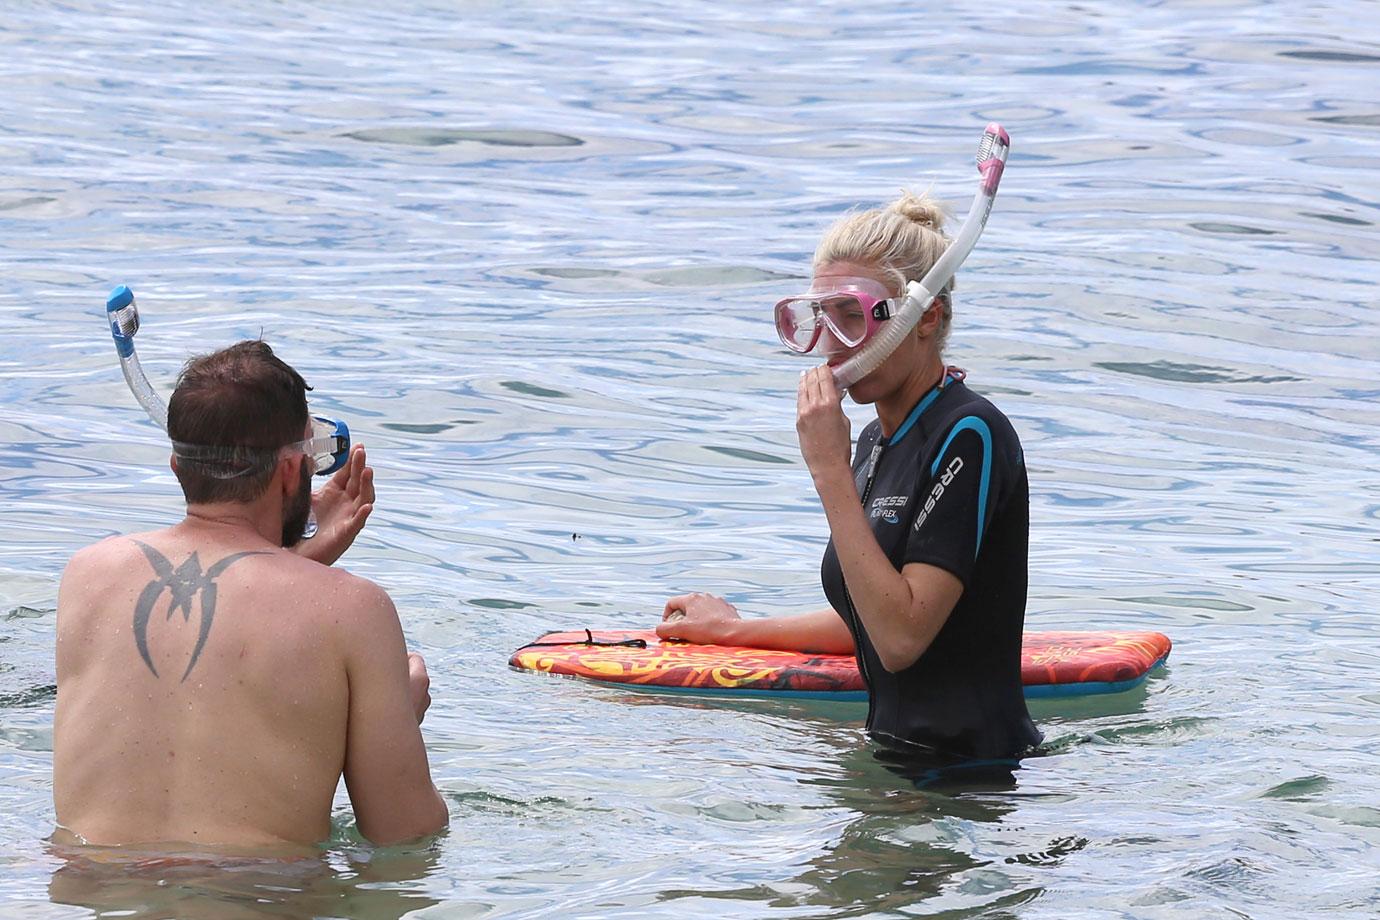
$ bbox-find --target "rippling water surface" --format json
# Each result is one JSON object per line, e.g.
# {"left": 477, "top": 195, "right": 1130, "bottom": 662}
{"left": 2, "top": 1, "right": 1378, "bottom": 917}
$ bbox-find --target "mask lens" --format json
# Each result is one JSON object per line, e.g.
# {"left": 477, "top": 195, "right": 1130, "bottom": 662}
{"left": 817, "top": 295, "right": 868, "bottom": 347}
{"left": 309, "top": 416, "right": 350, "bottom": 475}
{"left": 775, "top": 298, "right": 822, "bottom": 352}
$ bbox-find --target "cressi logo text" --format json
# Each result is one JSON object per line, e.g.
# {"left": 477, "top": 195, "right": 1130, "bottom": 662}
{"left": 913, "top": 457, "right": 964, "bottom": 531}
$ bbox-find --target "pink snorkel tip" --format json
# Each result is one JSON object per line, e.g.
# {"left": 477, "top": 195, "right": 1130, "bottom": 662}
{"left": 977, "top": 123, "right": 1009, "bottom": 195}
{"left": 979, "top": 158, "right": 1005, "bottom": 195}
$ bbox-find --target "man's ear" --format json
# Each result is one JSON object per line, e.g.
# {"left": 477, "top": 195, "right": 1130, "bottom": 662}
{"left": 278, "top": 453, "right": 305, "bottom": 495}
{"left": 169, "top": 454, "right": 179, "bottom": 475}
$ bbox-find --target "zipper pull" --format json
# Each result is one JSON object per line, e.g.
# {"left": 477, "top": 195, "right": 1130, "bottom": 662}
{"left": 858, "top": 442, "right": 883, "bottom": 493}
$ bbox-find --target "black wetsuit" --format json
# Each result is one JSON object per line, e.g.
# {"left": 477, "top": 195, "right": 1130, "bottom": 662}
{"left": 821, "top": 370, "right": 1042, "bottom": 761}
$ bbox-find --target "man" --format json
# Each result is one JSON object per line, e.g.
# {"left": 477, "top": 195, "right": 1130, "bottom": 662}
{"left": 53, "top": 340, "right": 447, "bottom": 848}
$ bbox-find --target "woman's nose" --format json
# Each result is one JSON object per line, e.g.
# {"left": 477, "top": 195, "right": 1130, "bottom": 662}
{"left": 817, "top": 325, "right": 848, "bottom": 354}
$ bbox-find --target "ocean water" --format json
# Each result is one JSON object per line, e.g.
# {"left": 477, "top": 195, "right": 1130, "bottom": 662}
{"left": 2, "top": 0, "right": 1378, "bottom": 917}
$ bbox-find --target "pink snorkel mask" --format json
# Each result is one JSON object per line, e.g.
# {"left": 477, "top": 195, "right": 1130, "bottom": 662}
{"left": 774, "top": 276, "right": 904, "bottom": 355}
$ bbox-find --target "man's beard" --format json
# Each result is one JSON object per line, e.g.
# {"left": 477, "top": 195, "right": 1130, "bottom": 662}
{"left": 280, "top": 462, "right": 314, "bottom": 547}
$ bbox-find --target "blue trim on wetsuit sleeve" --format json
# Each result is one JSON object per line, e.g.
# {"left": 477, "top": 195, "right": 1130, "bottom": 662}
{"left": 930, "top": 417, "right": 993, "bottom": 557}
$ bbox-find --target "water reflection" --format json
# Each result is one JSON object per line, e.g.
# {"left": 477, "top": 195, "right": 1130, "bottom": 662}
{"left": 656, "top": 739, "right": 1037, "bottom": 915}
{"left": 46, "top": 833, "right": 442, "bottom": 920}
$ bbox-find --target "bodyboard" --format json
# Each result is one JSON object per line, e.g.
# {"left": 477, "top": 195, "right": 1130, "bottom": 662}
{"left": 510, "top": 629, "right": 1171, "bottom": 700}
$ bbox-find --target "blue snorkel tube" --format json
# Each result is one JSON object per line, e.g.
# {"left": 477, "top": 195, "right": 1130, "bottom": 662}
{"left": 105, "top": 285, "right": 352, "bottom": 539}
{"left": 105, "top": 285, "right": 351, "bottom": 474}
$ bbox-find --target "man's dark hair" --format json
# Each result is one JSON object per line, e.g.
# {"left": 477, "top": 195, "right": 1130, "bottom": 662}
{"left": 167, "top": 340, "right": 311, "bottom": 504}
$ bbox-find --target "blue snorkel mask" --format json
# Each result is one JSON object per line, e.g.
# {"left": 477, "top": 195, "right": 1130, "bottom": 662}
{"left": 105, "top": 285, "right": 351, "bottom": 533}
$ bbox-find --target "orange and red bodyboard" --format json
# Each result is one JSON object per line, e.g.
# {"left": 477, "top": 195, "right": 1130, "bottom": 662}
{"left": 510, "top": 629, "right": 1171, "bottom": 699}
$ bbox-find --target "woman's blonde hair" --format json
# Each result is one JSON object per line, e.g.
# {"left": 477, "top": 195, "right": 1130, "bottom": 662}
{"left": 813, "top": 190, "right": 954, "bottom": 352}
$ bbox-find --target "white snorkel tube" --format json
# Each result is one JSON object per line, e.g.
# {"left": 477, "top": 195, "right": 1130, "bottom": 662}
{"left": 831, "top": 123, "right": 1010, "bottom": 389}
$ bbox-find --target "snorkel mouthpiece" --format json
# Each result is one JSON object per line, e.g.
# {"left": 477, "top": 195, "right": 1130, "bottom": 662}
{"left": 830, "top": 124, "right": 1010, "bottom": 390}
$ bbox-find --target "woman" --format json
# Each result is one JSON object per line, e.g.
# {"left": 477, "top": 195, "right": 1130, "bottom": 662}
{"left": 659, "top": 192, "right": 1042, "bottom": 763}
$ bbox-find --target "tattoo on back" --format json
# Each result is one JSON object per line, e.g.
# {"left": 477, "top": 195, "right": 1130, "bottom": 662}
{"left": 131, "top": 541, "right": 269, "bottom": 681}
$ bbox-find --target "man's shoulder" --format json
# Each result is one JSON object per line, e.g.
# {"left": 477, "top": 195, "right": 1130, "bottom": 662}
{"left": 318, "top": 571, "right": 405, "bottom": 673}
{"left": 62, "top": 531, "right": 164, "bottom": 582}
{"left": 308, "top": 566, "right": 399, "bottom": 639}
{"left": 316, "top": 566, "right": 395, "bottom": 615}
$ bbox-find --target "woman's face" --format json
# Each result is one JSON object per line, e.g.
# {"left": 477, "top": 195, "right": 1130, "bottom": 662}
{"left": 810, "top": 260, "right": 930, "bottom": 405}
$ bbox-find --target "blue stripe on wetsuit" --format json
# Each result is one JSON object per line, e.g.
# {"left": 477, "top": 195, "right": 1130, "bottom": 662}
{"left": 887, "top": 371, "right": 961, "bottom": 446}
{"left": 930, "top": 417, "right": 993, "bottom": 558}
{"left": 887, "top": 386, "right": 942, "bottom": 445}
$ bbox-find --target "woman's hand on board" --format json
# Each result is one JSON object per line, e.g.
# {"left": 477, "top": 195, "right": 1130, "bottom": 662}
{"left": 657, "top": 593, "right": 742, "bottom": 645}
{"left": 796, "top": 365, "right": 852, "bottom": 482}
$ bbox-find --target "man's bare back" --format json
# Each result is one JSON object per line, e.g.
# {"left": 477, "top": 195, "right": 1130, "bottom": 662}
{"left": 53, "top": 341, "right": 446, "bottom": 849}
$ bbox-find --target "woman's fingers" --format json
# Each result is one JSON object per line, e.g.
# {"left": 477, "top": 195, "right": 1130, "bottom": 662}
{"left": 662, "top": 594, "right": 694, "bottom": 620}
{"left": 816, "top": 365, "right": 840, "bottom": 403}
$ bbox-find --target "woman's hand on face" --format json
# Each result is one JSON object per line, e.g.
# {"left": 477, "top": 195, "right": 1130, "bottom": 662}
{"left": 797, "top": 365, "right": 852, "bottom": 480}
{"left": 656, "top": 593, "right": 742, "bottom": 645}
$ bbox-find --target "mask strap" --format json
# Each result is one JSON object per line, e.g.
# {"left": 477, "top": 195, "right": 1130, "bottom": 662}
{"left": 171, "top": 442, "right": 281, "bottom": 480}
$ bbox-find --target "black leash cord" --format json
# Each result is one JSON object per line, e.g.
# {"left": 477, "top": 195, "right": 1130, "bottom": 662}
{"left": 522, "top": 629, "right": 647, "bottom": 649}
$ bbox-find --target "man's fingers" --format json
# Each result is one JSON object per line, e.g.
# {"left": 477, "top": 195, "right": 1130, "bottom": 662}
{"left": 329, "top": 449, "right": 353, "bottom": 490}
{"left": 345, "top": 446, "right": 366, "bottom": 498}
{"left": 408, "top": 652, "right": 428, "bottom": 681}
{"left": 352, "top": 503, "right": 374, "bottom": 532}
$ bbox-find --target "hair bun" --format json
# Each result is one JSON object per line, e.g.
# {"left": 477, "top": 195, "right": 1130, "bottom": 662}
{"left": 887, "top": 190, "right": 947, "bottom": 231}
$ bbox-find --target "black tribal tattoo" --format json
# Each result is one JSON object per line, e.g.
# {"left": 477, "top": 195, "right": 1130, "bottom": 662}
{"left": 131, "top": 541, "right": 268, "bottom": 681}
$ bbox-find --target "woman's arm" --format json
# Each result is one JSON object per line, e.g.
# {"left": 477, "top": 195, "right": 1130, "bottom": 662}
{"left": 796, "top": 366, "right": 962, "bottom": 673}
{"left": 656, "top": 594, "right": 855, "bottom": 654}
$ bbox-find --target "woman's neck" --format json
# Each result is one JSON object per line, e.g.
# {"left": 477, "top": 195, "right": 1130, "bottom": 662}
{"left": 875, "top": 355, "right": 948, "bottom": 437}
